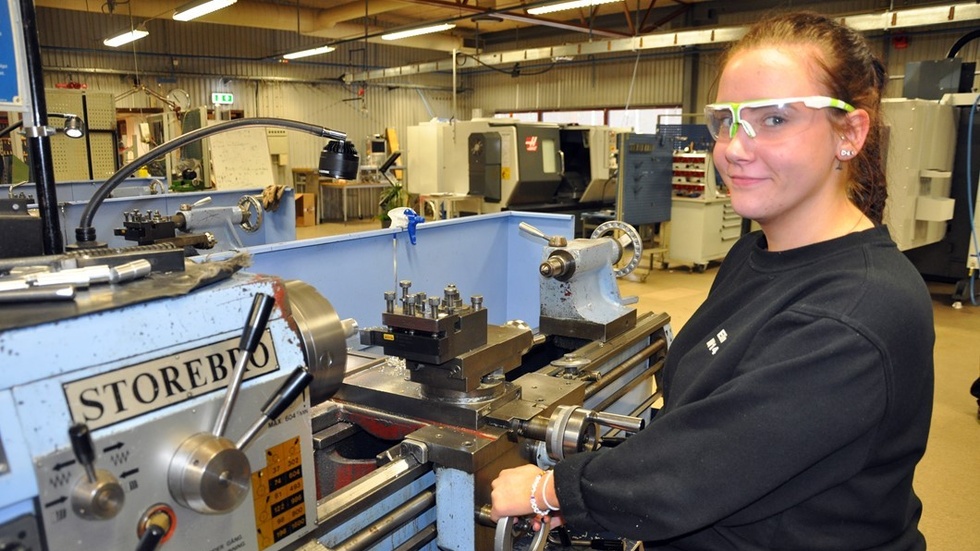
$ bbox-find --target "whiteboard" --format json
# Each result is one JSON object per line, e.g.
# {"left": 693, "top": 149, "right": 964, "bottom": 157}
{"left": 207, "top": 123, "right": 275, "bottom": 189}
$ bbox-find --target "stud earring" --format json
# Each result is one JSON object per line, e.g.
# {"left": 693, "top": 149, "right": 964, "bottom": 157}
{"left": 840, "top": 149, "right": 854, "bottom": 157}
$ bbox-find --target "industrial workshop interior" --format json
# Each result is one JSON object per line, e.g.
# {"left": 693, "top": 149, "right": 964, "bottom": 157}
{"left": 1, "top": 0, "right": 978, "bottom": 549}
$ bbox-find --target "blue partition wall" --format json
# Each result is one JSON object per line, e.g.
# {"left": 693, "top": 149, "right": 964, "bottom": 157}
{"left": 234, "top": 212, "right": 574, "bottom": 329}
{"left": 58, "top": 187, "right": 296, "bottom": 250}
{"left": 3, "top": 179, "right": 295, "bottom": 250}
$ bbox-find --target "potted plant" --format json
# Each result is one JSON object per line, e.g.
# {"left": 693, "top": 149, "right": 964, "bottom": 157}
{"left": 378, "top": 180, "right": 407, "bottom": 228}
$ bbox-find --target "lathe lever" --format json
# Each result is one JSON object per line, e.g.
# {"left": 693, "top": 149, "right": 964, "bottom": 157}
{"left": 68, "top": 423, "right": 125, "bottom": 520}
{"left": 213, "top": 293, "right": 275, "bottom": 437}
{"left": 134, "top": 525, "right": 166, "bottom": 551}
{"left": 69, "top": 423, "right": 98, "bottom": 484}
{"left": 518, "top": 222, "right": 568, "bottom": 247}
{"left": 168, "top": 292, "right": 280, "bottom": 515}
{"left": 135, "top": 506, "right": 175, "bottom": 551}
{"left": 236, "top": 366, "right": 313, "bottom": 450}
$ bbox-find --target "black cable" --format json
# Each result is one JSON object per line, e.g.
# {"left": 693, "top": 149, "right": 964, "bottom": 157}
{"left": 0, "top": 120, "right": 24, "bottom": 138}
{"left": 945, "top": 28, "right": 980, "bottom": 58}
{"left": 75, "top": 117, "right": 346, "bottom": 244}
{"left": 456, "top": 52, "right": 556, "bottom": 77}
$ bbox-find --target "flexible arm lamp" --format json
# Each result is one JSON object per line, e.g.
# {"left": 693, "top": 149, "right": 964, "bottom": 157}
{"left": 72, "top": 117, "right": 359, "bottom": 248}
{"left": 0, "top": 114, "right": 85, "bottom": 139}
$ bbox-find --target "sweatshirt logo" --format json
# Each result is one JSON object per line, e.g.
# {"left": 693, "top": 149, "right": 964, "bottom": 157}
{"left": 706, "top": 329, "right": 728, "bottom": 355}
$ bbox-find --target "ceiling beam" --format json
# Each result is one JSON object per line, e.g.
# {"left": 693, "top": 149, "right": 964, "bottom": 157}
{"left": 395, "top": 0, "right": 632, "bottom": 38}
{"left": 343, "top": 1, "right": 980, "bottom": 83}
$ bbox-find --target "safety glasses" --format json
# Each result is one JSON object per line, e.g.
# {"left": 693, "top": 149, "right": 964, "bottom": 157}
{"left": 704, "top": 96, "right": 855, "bottom": 142}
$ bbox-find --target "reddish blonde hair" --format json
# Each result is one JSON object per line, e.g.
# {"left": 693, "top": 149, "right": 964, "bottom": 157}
{"left": 717, "top": 12, "right": 888, "bottom": 223}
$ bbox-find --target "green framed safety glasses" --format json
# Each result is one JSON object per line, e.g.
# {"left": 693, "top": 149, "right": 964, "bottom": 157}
{"left": 704, "top": 96, "right": 856, "bottom": 142}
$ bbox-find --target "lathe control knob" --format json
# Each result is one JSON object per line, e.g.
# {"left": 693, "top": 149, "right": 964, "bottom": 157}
{"left": 168, "top": 433, "right": 250, "bottom": 514}
{"left": 166, "top": 293, "right": 313, "bottom": 515}
{"left": 68, "top": 423, "right": 125, "bottom": 520}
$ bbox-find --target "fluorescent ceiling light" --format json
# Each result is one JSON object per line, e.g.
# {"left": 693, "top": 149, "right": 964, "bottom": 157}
{"left": 527, "top": 0, "right": 622, "bottom": 16}
{"left": 173, "top": 0, "right": 237, "bottom": 22}
{"left": 282, "top": 45, "right": 336, "bottom": 60}
{"left": 103, "top": 28, "right": 149, "bottom": 48}
{"left": 381, "top": 23, "right": 456, "bottom": 41}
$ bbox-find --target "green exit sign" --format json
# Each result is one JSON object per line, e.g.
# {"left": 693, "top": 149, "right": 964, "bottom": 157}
{"left": 211, "top": 92, "right": 234, "bottom": 105}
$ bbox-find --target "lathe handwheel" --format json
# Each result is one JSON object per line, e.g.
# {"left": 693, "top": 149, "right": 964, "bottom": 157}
{"left": 494, "top": 516, "right": 550, "bottom": 551}
{"left": 494, "top": 516, "right": 517, "bottom": 551}
{"left": 590, "top": 220, "right": 643, "bottom": 277}
{"left": 238, "top": 195, "right": 264, "bottom": 233}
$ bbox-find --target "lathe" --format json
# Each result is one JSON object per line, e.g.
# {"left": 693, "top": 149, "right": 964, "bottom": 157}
{"left": 0, "top": 215, "right": 670, "bottom": 551}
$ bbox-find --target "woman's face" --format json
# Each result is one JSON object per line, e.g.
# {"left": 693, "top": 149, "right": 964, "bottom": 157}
{"left": 712, "top": 46, "right": 843, "bottom": 229}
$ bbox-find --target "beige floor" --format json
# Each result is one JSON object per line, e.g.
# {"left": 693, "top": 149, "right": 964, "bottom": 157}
{"left": 299, "top": 220, "right": 980, "bottom": 548}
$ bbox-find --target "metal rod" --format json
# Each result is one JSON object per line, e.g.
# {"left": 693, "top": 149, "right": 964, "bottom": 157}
{"left": 391, "top": 524, "right": 437, "bottom": 551}
{"left": 540, "top": 312, "right": 670, "bottom": 377}
{"left": 315, "top": 455, "right": 429, "bottom": 528}
{"left": 584, "top": 339, "right": 665, "bottom": 399}
{"left": 604, "top": 390, "right": 663, "bottom": 440}
{"left": 333, "top": 490, "right": 435, "bottom": 551}
{"left": 213, "top": 294, "right": 275, "bottom": 438}
{"left": 591, "top": 358, "right": 665, "bottom": 411}
{"left": 18, "top": 0, "right": 63, "bottom": 254}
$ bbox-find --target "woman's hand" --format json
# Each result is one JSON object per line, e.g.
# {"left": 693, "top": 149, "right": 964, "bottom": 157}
{"left": 490, "top": 464, "right": 564, "bottom": 530}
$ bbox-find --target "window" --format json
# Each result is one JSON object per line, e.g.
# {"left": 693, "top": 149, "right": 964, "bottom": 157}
{"left": 541, "top": 139, "right": 557, "bottom": 173}
{"left": 493, "top": 107, "right": 683, "bottom": 133}
{"left": 494, "top": 112, "right": 539, "bottom": 122}
{"left": 609, "top": 108, "right": 682, "bottom": 134}
{"left": 542, "top": 110, "right": 604, "bottom": 125}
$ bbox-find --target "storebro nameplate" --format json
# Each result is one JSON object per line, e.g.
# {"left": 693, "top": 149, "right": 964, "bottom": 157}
{"left": 63, "top": 331, "right": 280, "bottom": 429}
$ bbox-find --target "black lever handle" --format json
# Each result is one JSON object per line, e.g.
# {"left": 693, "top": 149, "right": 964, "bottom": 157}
{"left": 239, "top": 293, "right": 275, "bottom": 354}
{"left": 261, "top": 367, "right": 313, "bottom": 421}
{"left": 134, "top": 525, "right": 165, "bottom": 551}
{"left": 68, "top": 423, "right": 97, "bottom": 482}
{"left": 236, "top": 367, "right": 313, "bottom": 450}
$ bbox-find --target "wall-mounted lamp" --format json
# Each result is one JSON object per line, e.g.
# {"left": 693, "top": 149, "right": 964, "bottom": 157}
{"left": 282, "top": 45, "right": 336, "bottom": 60}
{"left": 54, "top": 114, "right": 86, "bottom": 139}
{"left": 10, "top": 114, "right": 86, "bottom": 140}
{"left": 173, "top": 0, "right": 237, "bottom": 22}
{"left": 527, "top": 0, "right": 622, "bottom": 16}
{"left": 381, "top": 23, "right": 456, "bottom": 41}
{"left": 103, "top": 27, "right": 149, "bottom": 48}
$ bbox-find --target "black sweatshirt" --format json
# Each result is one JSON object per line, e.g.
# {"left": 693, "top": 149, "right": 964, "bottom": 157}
{"left": 555, "top": 226, "right": 934, "bottom": 550}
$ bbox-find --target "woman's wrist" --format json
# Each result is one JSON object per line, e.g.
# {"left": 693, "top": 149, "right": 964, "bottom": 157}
{"left": 542, "top": 469, "right": 559, "bottom": 511}
{"left": 530, "top": 469, "right": 559, "bottom": 516}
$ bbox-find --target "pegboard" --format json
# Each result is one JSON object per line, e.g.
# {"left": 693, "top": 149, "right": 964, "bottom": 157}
{"left": 88, "top": 132, "right": 117, "bottom": 179}
{"left": 81, "top": 92, "right": 116, "bottom": 130}
{"left": 44, "top": 89, "right": 118, "bottom": 182}
{"left": 50, "top": 133, "right": 89, "bottom": 181}
{"left": 44, "top": 90, "right": 114, "bottom": 129}
{"left": 615, "top": 133, "right": 673, "bottom": 227}
{"left": 44, "top": 89, "right": 84, "bottom": 118}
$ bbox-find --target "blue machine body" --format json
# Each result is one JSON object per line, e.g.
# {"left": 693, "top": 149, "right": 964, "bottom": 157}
{"left": 0, "top": 211, "right": 670, "bottom": 551}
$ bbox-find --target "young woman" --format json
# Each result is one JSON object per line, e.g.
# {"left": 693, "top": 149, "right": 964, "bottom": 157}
{"left": 491, "top": 12, "right": 934, "bottom": 549}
